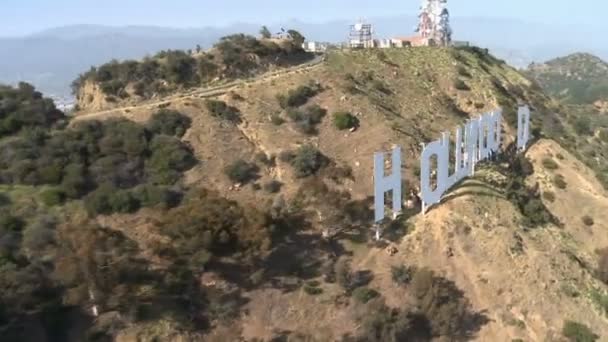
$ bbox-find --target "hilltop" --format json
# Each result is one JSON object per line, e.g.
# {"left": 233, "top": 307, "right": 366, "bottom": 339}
{"left": 72, "top": 33, "right": 312, "bottom": 112}
{"left": 2, "top": 42, "right": 608, "bottom": 342}
{"left": 526, "top": 53, "right": 608, "bottom": 105}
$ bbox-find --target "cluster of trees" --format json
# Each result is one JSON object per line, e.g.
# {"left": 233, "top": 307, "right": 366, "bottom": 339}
{"left": 73, "top": 32, "right": 310, "bottom": 100}
{"left": 0, "top": 83, "right": 65, "bottom": 138}
{"left": 0, "top": 105, "right": 196, "bottom": 215}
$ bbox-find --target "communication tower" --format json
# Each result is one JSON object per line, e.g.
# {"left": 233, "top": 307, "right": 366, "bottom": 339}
{"left": 349, "top": 20, "right": 374, "bottom": 49}
{"left": 416, "top": 0, "right": 452, "bottom": 46}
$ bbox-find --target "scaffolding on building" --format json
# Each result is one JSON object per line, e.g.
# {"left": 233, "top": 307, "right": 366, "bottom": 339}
{"left": 416, "top": 0, "right": 452, "bottom": 46}
{"left": 349, "top": 21, "right": 374, "bottom": 49}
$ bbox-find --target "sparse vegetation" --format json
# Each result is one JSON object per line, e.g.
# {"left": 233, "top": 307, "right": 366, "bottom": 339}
{"left": 454, "top": 79, "right": 471, "bottom": 91}
{"left": 542, "top": 157, "right": 559, "bottom": 170}
{"left": 73, "top": 34, "right": 311, "bottom": 100}
{"left": 391, "top": 265, "right": 414, "bottom": 286}
{"left": 352, "top": 287, "right": 380, "bottom": 303}
{"left": 205, "top": 99, "right": 241, "bottom": 122}
{"left": 554, "top": 174, "right": 568, "bottom": 189}
{"left": 582, "top": 215, "right": 595, "bottom": 226}
{"left": 288, "top": 145, "right": 329, "bottom": 178}
{"left": 562, "top": 320, "right": 599, "bottom": 342}
{"left": 543, "top": 191, "right": 556, "bottom": 202}
{"left": 277, "top": 82, "right": 322, "bottom": 109}
{"left": 286, "top": 104, "right": 327, "bottom": 134}
{"left": 224, "top": 160, "right": 259, "bottom": 184}
{"left": 147, "top": 109, "right": 192, "bottom": 137}
{"left": 333, "top": 112, "right": 359, "bottom": 130}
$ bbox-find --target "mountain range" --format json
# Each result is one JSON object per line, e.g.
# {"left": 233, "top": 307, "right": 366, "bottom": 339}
{"left": 1, "top": 15, "right": 607, "bottom": 96}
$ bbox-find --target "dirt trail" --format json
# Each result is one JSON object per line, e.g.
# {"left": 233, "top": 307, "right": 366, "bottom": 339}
{"left": 70, "top": 56, "right": 324, "bottom": 123}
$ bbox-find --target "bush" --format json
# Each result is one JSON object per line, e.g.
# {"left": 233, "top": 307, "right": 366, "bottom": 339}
{"left": 132, "top": 184, "right": 180, "bottom": 209}
{"left": 554, "top": 174, "right": 568, "bottom": 189}
{"left": 0, "top": 192, "right": 11, "bottom": 207}
{"left": 333, "top": 112, "right": 359, "bottom": 130}
{"left": 0, "top": 215, "right": 25, "bottom": 232}
{"left": 562, "top": 320, "right": 599, "bottom": 342}
{"left": 224, "top": 160, "right": 259, "bottom": 184}
{"left": 352, "top": 287, "right": 380, "bottom": 303}
{"left": 598, "top": 248, "right": 608, "bottom": 285}
{"left": 454, "top": 79, "right": 471, "bottom": 91}
{"left": 205, "top": 100, "right": 241, "bottom": 122}
{"left": 147, "top": 109, "right": 192, "bottom": 137}
{"left": 263, "top": 180, "right": 282, "bottom": 193}
{"left": 303, "top": 284, "right": 323, "bottom": 295}
{"left": 277, "top": 83, "right": 321, "bottom": 108}
{"left": 286, "top": 105, "right": 327, "bottom": 135}
{"left": 289, "top": 145, "right": 328, "bottom": 178}
{"left": 574, "top": 117, "right": 593, "bottom": 136}
{"left": 334, "top": 257, "right": 353, "bottom": 290}
{"left": 457, "top": 66, "right": 471, "bottom": 78}
{"left": 270, "top": 114, "right": 285, "bottom": 126}
{"left": 582, "top": 215, "right": 595, "bottom": 226}
{"left": 542, "top": 158, "right": 559, "bottom": 170}
{"left": 543, "top": 191, "right": 556, "bottom": 202}
{"left": 391, "top": 265, "right": 414, "bottom": 286}
{"left": 40, "top": 188, "right": 66, "bottom": 206}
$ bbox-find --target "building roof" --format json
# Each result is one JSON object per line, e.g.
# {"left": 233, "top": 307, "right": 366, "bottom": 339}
{"left": 392, "top": 36, "right": 428, "bottom": 44}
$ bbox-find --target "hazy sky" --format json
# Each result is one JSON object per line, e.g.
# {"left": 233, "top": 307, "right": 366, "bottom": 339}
{"left": 1, "top": 0, "right": 604, "bottom": 36}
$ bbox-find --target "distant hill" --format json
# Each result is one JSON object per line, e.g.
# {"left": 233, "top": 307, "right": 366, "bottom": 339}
{"left": 2, "top": 18, "right": 608, "bottom": 97}
{"left": 526, "top": 53, "right": 608, "bottom": 105}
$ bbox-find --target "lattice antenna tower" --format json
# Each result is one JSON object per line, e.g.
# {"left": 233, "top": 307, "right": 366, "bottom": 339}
{"left": 416, "top": 0, "right": 452, "bottom": 46}
{"left": 349, "top": 18, "right": 374, "bottom": 49}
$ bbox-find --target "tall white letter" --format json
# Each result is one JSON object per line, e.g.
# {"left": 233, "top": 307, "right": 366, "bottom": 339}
{"left": 374, "top": 146, "right": 402, "bottom": 223}
{"left": 517, "top": 105, "right": 530, "bottom": 151}
{"left": 420, "top": 139, "right": 448, "bottom": 213}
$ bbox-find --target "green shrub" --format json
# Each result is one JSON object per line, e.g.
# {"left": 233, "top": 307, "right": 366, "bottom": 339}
{"left": 562, "top": 320, "right": 599, "bottom": 342}
{"left": 574, "top": 117, "right": 593, "bottom": 136}
{"left": 147, "top": 109, "right": 192, "bottom": 137}
{"left": 352, "top": 287, "right": 380, "bottom": 303}
{"left": 597, "top": 248, "right": 608, "bottom": 285}
{"left": 333, "top": 112, "right": 359, "bottom": 130}
{"left": 303, "top": 284, "right": 323, "bottom": 295}
{"left": 255, "top": 152, "right": 275, "bottom": 166}
{"left": 270, "top": 114, "right": 285, "bottom": 126}
{"left": 0, "top": 215, "right": 25, "bottom": 232}
{"left": 40, "top": 188, "right": 66, "bottom": 206}
{"left": 542, "top": 158, "right": 559, "bottom": 170}
{"left": 132, "top": 184, "right": 180, "bottom": 209}
{"left": 454, "top": 79, "right": 471, "bottom": 91}
{"left": 582, "top": 215, "right": 594, "bottom": 226}
{"left": 457, "top": 66, "right": 472, "bottom": 78}
{"left": 277, "top": 83, "right": 322, "bottom": 108}
{"left": 554, "top": 174, "right": 568, "bottom": 189}
{"left": 391, "top": 265, "right": 414, "bottom": 286}
{"left": 205, "top": 100, "right": 241, "bottom": 122}
{"left": 289, "top": 145, "right": 328, "bottom": 178}
{"left": 224, "top": 160, "right": 259, "bottom": 184}
{"left": 263, "top": 180, "right": 283, "bottom": 193}
{"left": 286, "top": 105, "right": 327, "bottom": 135}
{"left": 543, "top": 191, "right": 556, "bottom": 202}
{"left": 0, "top": 192, "right": 10, "bottom": 207}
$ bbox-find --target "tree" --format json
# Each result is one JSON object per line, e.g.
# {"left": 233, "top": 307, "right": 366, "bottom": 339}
{"left": 260, "top": 26, "right": 272, "bottom": 39}
{"left": 287, "top": 29, "right": 305, "bottom": 46}
{"left": 196, "top": 44, "right": 202, "bottom": 53}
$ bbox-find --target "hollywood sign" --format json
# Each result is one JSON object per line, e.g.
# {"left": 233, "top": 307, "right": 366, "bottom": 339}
{"left": 373, "top": 105, "right": 531, "bottom": 224}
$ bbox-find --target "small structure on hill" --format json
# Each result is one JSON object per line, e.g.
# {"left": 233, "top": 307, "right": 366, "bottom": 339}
{"left": 302, "top": 41, "right": 330, "bottom": 53}
{"left": 349, "top": 21, "right": 374, "bottom": 49}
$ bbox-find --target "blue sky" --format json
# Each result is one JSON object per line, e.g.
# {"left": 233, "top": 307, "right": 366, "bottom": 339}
{"left": 1, "top": 0, "right": 605, "bottom": 36}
